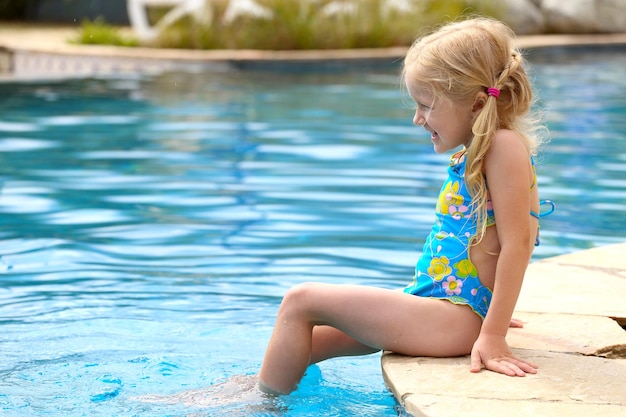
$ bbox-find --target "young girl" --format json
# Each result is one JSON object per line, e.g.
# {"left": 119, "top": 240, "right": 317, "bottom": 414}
{"left": 258, "top": 17, "right": 549, "bottom": 395}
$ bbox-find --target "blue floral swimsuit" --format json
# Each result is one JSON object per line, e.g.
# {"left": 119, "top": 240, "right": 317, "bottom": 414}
{"left": 403, "top": 150, "right": 553, "bottom": 319}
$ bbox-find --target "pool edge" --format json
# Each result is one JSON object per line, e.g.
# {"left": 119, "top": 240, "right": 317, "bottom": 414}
{"left": 382, "top": 242, "right": 626, "bottom": 417}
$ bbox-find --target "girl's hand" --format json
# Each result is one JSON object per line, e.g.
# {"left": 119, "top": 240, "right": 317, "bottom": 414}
{"left": 469, "top": 333, "right": 538, "bottom": 376}
{"left": 509, "top": 318, "right": 525, "bottom": 328}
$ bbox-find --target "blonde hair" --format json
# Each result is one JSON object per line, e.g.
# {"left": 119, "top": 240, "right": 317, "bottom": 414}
{"left": 403, "top": 17, "right": 544, "bottom": 242}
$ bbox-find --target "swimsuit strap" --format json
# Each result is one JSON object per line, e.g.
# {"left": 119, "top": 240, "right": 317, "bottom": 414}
{"left": 530, "top": 199, "right": 555, "bottom": 219}
{"left": 530, "top": 156, "right": 537, "bottom": 190}
{"left": 531, "top": 200, "right": 555, "bottom": 247}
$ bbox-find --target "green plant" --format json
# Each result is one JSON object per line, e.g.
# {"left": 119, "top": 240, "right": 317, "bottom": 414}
{"left": 153, "top": 0, "right": 500, "bottom": 50}
{"left": 73, "top": 18, "right": 139, "bottom": 47}
{"left": 70, "top": 0, "right": 499, "bottom": 50}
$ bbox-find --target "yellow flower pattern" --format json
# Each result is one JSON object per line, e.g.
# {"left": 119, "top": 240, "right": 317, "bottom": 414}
{"left": 404, "top": 150, "right": 493, "bottom": 319}
{"left": 454, "top": 259, "right": 477, "bottom": 278}
{"left": 427, "top": 256, "right": 451, "bottom": 281}
{"left": 436, "top": 181, "right": 464, "bottom": 215}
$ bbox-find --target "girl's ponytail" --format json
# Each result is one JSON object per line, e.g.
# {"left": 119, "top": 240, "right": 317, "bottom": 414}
{"left": 466, "top": 50, "right": 531, "bottom": 243}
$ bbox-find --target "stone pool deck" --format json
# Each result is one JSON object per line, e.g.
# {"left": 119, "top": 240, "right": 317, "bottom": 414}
{"left": 1, "top": 23, "right": 625, "bottom": 417}
{"left": 383, "top": 242, "right": 626, "bottom": 417}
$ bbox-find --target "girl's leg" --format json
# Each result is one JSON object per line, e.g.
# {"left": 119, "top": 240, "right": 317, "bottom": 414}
{"left": 310, "top": 325, "right": 380, "bottom": 364}
{"left": 258, "top": 282, "right": 481, "bottom": 394}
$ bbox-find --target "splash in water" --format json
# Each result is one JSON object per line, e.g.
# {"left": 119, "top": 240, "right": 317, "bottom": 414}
{"left": 135, "top": 374, "right": 283, "bottom": 415}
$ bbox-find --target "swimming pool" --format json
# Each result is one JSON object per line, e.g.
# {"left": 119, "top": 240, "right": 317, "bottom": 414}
{"left": 0, "top": 47, "right": 625, "bottom": 416}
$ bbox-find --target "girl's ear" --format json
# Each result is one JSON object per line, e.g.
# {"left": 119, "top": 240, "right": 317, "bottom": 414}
{"left": 472, "top": 92, "right": 488, "bottom": 113}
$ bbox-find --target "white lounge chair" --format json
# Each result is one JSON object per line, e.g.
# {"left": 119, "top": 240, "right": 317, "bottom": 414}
{"left": 126, "top": 0, "right": 212, "bottom": 42}
{"left": 127, "top": 0, "right": 272, "bottom": 42}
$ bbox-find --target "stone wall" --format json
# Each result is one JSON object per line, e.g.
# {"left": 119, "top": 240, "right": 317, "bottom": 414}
{"left": 497, "top": 0, "right": 626, "bottom": 34}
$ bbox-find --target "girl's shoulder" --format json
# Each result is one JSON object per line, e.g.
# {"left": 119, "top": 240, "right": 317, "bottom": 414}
{"left": 488, "top": 129, "right": 531, "bottom": 162}
{"left": 485, "top": 129, "right": 534, "bottom": 185}
{"left": 492, "top": 128, "right": 528, "bottom": 147}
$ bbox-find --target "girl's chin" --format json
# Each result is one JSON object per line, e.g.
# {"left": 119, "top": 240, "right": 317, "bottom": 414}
{"left": 430, "top": 134, "right": 445, "bottom": 153}
{"left": 432, "top": 139, "right": 464, "bottom": 154}
{"left": 431, "top": 141, "right": 448, "bottom": 154}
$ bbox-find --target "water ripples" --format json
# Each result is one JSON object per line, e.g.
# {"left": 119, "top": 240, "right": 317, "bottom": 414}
{"left": 1, "top": 51, "right": 626, "bottom": 415}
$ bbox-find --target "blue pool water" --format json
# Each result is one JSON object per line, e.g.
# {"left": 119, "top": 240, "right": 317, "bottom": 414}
{"left": 0, "top": 47, "right": 625, "bottom": 416}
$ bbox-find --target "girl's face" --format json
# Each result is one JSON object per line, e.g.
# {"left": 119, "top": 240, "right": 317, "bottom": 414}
{"left": 406, "top": 79, "right": 475, "bottom": 154}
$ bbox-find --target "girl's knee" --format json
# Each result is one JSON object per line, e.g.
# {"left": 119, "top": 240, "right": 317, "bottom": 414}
{"left": 278, "top": 282, "right": 325, "bottom": 317}
{"left": 281, "top": 282, "right": 320, "bottom": 305}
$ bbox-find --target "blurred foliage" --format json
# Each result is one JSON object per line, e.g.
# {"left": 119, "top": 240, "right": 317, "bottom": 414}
{"left": 73, "top": 0, "right": 500, "bottom": 50}
{"left": 153, "top": 0, "right": 500, "bottom": 50}
{"left": 73, "top": 18, "right": 138, "bottom": 47}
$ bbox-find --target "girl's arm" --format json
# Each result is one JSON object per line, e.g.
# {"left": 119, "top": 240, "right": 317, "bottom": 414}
{"left": 470, "top": 129, "right": 539, "bottom": 376}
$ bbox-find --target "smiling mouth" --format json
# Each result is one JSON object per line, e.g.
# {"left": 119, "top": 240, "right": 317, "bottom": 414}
{"left": 421, "top": 124, "right": 438, "bottom": 141}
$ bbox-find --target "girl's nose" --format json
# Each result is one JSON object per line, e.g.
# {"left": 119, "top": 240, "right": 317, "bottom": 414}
{"left": 413, "top": 110, "right": 425, "bottom": 127}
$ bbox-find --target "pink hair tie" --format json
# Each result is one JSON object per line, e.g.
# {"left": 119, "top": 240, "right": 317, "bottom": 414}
{"left": 487, "top": 87, "right": 500, "bottom": 98}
